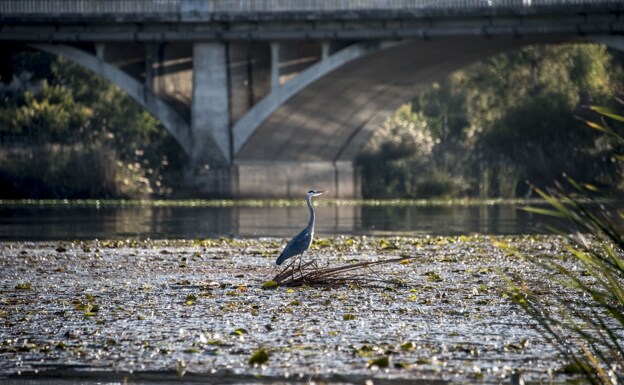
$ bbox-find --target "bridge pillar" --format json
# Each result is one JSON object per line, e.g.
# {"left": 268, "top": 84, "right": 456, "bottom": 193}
{"left": 188, "top": 161, "right": 360, "bottom": 198}
{"left": 191, "top": 42, "right": 231, "bottom": 165}
{"left": 230, "top": 161, "right": 360, "bottom": 199}
{"left": 270, "top": 42, "right": 280, "bottom": 90}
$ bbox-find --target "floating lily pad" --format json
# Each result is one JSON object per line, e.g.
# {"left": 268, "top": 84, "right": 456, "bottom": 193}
{"left": 248, "top": 349, "right": 269, "bottom": 365}
{"left": 261, "top": 280, "right": 278, "bottom": 289}
{"left": 15, "top": 282, "right": 31, "bottom": 290}
{"left": 400, "top": 341, "right": 415, "bottom": 350}
{"left": 185, "top": 293, "right": 197, "bottom": 305}
{"left": 368, "top": 355, "right": 389, "bottom": 368}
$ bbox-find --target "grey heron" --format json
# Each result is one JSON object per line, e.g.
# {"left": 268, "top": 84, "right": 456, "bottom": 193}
{"left": 275, "top": 190, "right": 326, "bottom": 266}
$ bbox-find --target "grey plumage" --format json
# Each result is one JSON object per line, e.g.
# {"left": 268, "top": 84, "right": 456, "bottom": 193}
{"left": 275, "top": 190, "right": 325, "bottom": 266}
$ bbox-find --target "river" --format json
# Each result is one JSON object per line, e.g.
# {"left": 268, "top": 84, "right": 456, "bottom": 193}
{"left": 0, "top": 200, "right": 566, "bottom": 241}
{"left": 1, "top": 200, "right": 619, "bottom": 385}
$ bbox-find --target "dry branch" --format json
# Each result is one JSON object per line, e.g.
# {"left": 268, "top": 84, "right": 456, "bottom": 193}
{"left": 272, "top": 256, "right": 413, "bottom": 287}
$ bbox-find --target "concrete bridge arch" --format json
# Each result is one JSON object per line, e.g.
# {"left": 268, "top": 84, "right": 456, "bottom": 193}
{"left": 232, "top": 34, "right": 621, "bottom": 197}
{"left": 30, "top": 44, "right": 190, "bottom": 157}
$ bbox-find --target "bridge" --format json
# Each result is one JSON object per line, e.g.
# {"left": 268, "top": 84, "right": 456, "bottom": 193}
{"left": 1, "top": 0, "right": 623, "bottom": 198}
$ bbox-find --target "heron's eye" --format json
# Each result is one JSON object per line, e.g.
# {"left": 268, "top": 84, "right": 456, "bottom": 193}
{"left": 308, "top": 190, "right": 314, "bottom": 194}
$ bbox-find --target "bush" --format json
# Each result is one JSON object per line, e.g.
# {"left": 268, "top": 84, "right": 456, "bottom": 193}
{"left": 0, "top": 143, "right": 152, "bottom": 199}
{"left": 412, "top": 169, "right": 467, "bottom": 199}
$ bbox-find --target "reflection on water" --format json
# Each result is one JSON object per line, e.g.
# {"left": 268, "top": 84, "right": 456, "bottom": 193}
{"left": 0, "top": 202, "right": 566, "bottom": 241}
{"left": 360, "top": 204, "right": 541, "bottom": 235}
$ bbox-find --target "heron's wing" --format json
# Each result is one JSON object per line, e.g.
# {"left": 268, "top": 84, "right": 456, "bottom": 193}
{"left": 276, "top": 228, "right": 311, "bottom": 263}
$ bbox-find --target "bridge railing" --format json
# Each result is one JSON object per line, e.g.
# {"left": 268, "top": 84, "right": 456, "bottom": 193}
{"left": 0, "top": 0, "right": 178, "bottom": 14}
{"left": 203, "top": 0, "right": 600, "bottom": 13}
{"left": 0, "top": 0, "right": 621, "bottom": 15}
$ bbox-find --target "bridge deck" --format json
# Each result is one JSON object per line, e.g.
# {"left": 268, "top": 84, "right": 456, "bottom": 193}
{"left": 1, "top": 0, "right": 622, "bottom": 21}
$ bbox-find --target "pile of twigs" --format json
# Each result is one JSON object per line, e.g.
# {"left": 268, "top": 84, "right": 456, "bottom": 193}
{"left": 272, "top": 257, "right": 412, "bottom": 287}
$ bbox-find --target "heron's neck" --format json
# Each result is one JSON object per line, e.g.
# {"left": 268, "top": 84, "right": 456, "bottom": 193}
{"left": 306, "top": 195, "right": 315, "bottom": 232}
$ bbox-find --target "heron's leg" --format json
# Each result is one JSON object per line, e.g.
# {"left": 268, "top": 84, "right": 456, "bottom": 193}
{"left": 297, "top": 252, "right": 305, "bottom": 274}
{"left": 289, "top": 257, "right": 297, "bottom": 281}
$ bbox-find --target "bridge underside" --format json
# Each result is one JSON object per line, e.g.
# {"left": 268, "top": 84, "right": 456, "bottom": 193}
{"left": 1, "top": 34, "right": 612, "bottom": 198}
{"left": 230, "top": 35, "right": 569, "bottom": 198}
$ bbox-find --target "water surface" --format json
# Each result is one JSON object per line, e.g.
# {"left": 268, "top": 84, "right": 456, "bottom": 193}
{"left": 0, "top": 200, "right": 566, "bottom": 241}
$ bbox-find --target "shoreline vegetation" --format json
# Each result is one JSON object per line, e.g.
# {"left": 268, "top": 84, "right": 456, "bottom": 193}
{"left": 0, "top": 197, "right": 621, "bottom": 208}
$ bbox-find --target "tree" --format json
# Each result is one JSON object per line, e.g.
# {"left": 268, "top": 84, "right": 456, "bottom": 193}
{"left": 0, "top": 50, "right": 186, "bottom": 198}
{"left": 359, "top": 43, "right": 624, "bottom": 198}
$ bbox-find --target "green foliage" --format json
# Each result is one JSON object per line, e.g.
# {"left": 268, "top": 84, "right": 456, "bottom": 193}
{"left": 0, "top": 51, "right": 185, "bottom": 198}
{"left": 261, "top": 280, "right": 278, "bottom": 289}
{"left": 509, "top": 106, "right": 624, "bottom": 385}
{"left": 358, "top": 104, "right": 467, "bottom": 198}
{"left": 11, "top": 82, "right": 93, "bottom": 142}
{"left": 367, "top": 355, "right": 390, "bottom": 368}
{"left": 359, "top": 43, "right": 623, "bottom": 198}
{"left": 0, "top": 143, "right": 152, "bottom": 198}
{"left": 248, "top": 349, "right": 269, "bottom": 365}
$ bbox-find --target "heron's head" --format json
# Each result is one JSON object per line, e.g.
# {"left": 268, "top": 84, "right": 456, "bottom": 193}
{"left": 307, "top": 190, "right": 326, "bottom": 197}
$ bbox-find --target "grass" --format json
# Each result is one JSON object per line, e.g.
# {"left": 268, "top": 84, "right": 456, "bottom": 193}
{"left": 506, "top": 104, "right": 624, "bottom": 385}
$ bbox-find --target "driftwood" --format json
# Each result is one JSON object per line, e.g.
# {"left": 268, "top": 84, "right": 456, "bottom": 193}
{"left": 271, "top": 256, "right": 413, "bottom": 287}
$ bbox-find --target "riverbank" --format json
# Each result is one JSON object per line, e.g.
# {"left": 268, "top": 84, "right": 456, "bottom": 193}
{"left": 0, "top": 236, "right": 582, "bottom": 384}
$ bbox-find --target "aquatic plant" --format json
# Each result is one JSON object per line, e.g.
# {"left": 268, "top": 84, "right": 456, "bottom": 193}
{"left": 506, "top": 105, "right": 624, "bottom": 384}
{"left": 0, "top": 235, "right": 592, "bottom": 382}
